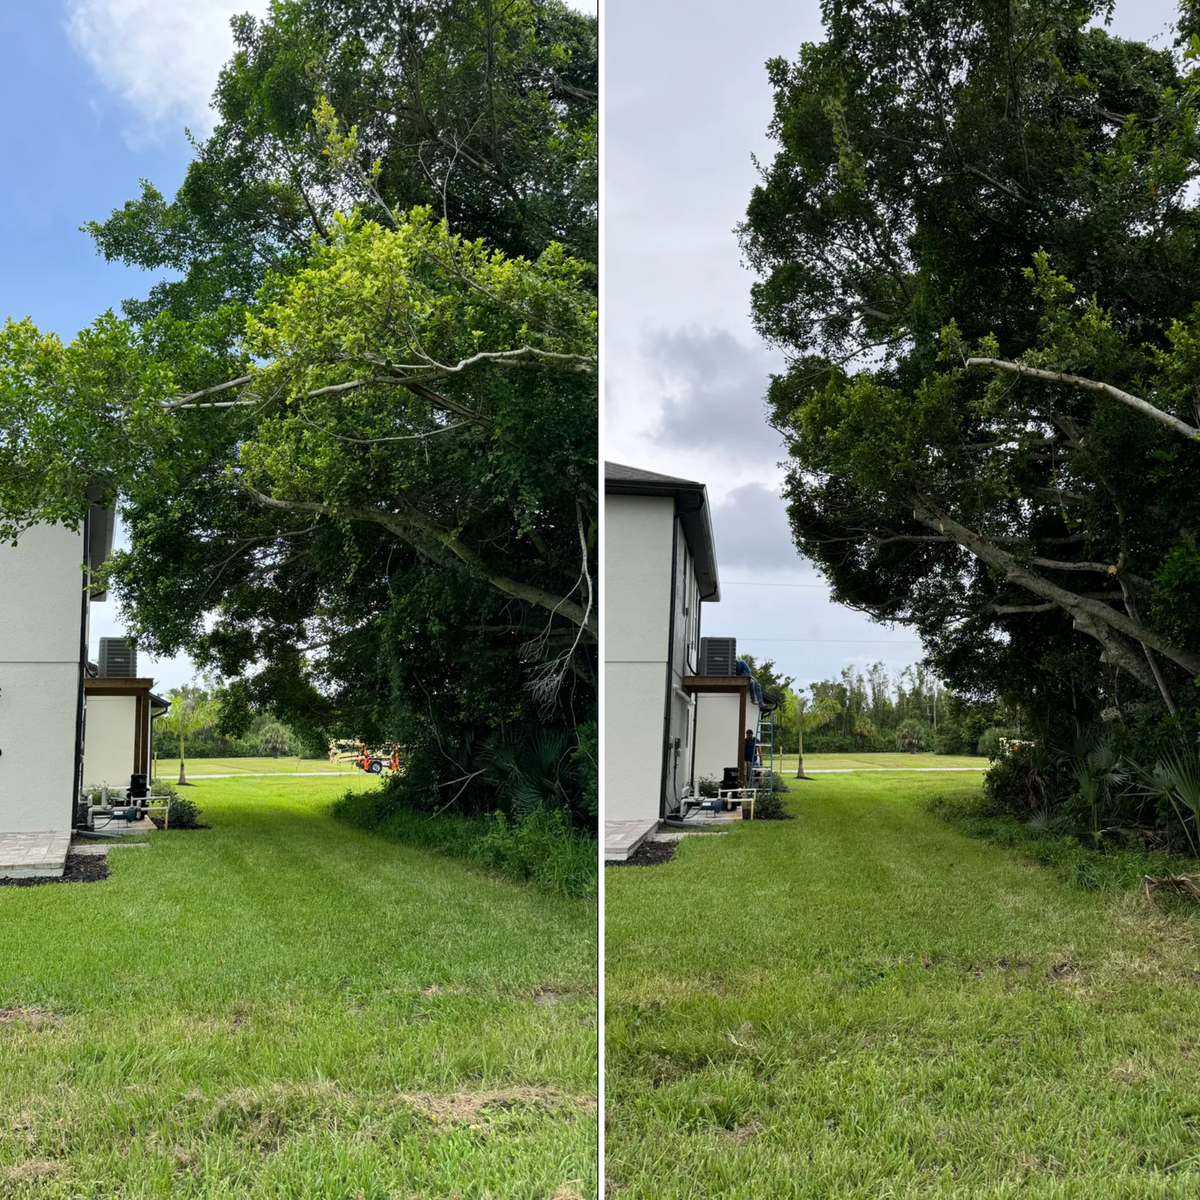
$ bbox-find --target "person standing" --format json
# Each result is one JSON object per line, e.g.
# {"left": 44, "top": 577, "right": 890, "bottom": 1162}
{"left": 743, "top": 727, "right": 758, "bottom": 784}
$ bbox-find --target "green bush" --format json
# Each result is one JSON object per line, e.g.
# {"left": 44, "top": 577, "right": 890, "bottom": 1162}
{"left": 977, "top": 726, "right": 1018, "bottom": 758}
{"left": 152, "top": 782, "right": 205, "bottom": 830}
{"left": 753, "top": 772, "right": 794, "bottom": 820}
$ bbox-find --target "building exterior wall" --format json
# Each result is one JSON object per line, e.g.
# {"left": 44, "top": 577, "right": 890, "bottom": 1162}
{"left": 605, "top": 661, "right": 670, "bottom": 821}
{"left": 82, "top": 695, "right": 138, "bottom": 791}
{"left": 694, "top": 692, "right": 743, "bottom": 786}
{"left": 604, "top": 495, "right": 676, "bottom": 824}
{"left": 0, "top": 522, "right": 86, "bottom": 832}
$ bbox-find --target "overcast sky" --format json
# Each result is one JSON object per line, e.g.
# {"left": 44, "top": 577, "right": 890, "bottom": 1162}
{"left": 1, "top": 0, "right": 592, "bottom": 693}
{"left": 603, "top": 0, "right": 1181, "bottom": 694}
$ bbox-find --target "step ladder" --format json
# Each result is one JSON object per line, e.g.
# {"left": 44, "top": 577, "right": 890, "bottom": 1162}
{"left": 754, "top": 706, "right": 775, "bottom": 791}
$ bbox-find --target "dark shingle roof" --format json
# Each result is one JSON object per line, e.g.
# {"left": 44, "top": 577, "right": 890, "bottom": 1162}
{"left": 604, "top": 462, "right": 704, "bottom": 489}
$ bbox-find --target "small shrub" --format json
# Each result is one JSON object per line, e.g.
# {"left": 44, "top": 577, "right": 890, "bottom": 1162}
{"left": 983, "top": 743, "right": 1046, "bottom": 816}
{"left": 152, "top": 782, "right": 205, "bottom": 830}
{"left": 754, "top": 772, "right": 794, "bottom": 820}
{"left": 696, "top": 776, "right": 720, "bottom": 798}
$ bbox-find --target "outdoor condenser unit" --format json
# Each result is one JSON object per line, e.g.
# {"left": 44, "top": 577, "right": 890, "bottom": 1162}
{"left": 698, "top": 636, "right": 737, "bottom": 676}
{"left": 98, "top": 637, "right": 137, "bottom": 679}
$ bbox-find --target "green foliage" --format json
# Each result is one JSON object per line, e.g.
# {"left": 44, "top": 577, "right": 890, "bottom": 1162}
{"left": 753, "top": 771, "right": 794, "bottom": 821}
{"left": 85, "top": 0, "right": 597, "bottom": 323}
{"left": 894, "top": 718, "right": 928, "bottom": 753}
{"left": 154, "top": 782, "right": 205, "bottom": 830}
{"left": 0, "top": 2, "right": 598, "bottom": 834}
{"left": 740, "top": 0, "right": 1200, "bottom": 736}
{"left": 982, "top": 742, "right": 1048, "bottom": 817}
{"left": 572, "top": 718, "right": 598, "bottom": 818}
{"left": 976, "top": 726, "right": 1018, "bottom": 759}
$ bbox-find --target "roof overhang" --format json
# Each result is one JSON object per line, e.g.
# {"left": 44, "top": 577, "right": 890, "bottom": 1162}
{"left": 84, "top": 678, "right": 155, "bottom": 697}
{"left": 681, "top": 675, "right": 751, "bottom": 694}
{"left": 604, "top": 462, "right": 721, "bottom": 601}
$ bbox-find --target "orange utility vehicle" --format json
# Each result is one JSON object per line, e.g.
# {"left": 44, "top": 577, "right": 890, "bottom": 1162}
{"left": 329, "top": 740, "right": 402, "bottom": 774}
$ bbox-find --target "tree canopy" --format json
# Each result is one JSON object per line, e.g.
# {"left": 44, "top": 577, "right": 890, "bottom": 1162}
{"left": 741, "top": 0, "right": 1200, "bottom": 737}
{"left": 0, "top": 0, "right": 597, "bottom": 824}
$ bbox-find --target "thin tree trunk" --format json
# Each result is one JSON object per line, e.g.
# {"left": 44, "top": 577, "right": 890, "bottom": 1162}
{"left": 178, "top": 731, "right": 187, "bottom": 786}
{"left": 796, "top": 727, "right": 810, "bottom": 780}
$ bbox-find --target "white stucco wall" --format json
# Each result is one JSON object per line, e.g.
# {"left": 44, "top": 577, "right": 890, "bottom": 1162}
{"left": 605, "top": 495, "right": 676, "bottom": 824}
{"left": 82, "top": 695, "right": 138, "bottom": 791}
{"left": 694, "top": 692, "right": 744, "bottom": 786}
{"left": 605, "top": 661, "right": 668, "bottom": 821}
{"left": 0, "top": 522, "right": 86, "bottom": 832}
{"left": 605, "top": 495, "right": 674, "bottom": 663}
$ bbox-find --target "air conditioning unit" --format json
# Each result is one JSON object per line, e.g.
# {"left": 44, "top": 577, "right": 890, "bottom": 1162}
{"left": 98, "top": 637, "right": 137, "bottom": 679}
{"left": 699, "top": 637, "right": 737, "bottom": 677}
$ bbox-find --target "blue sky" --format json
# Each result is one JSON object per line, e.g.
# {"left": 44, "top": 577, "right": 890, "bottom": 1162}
{"left": 0, "top": 1, "right": 276, "bottom": 689}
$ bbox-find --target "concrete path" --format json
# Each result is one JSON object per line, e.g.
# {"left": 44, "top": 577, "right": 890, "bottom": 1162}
{"left": 605, "top": 819, "right": 658, "bottom": 861}
{"left": 0, "top": 830, "right": 71, "bottom": 879}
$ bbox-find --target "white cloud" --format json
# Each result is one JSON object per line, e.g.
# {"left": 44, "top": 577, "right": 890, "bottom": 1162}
{"left": 66, "top": 0, "right": 271, "bottom": 143}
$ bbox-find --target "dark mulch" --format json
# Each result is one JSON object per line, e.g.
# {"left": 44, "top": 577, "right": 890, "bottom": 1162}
{"left": 149, "top": 818, "right": 211, "bottom": 830}
{"left": 607, "top": 839, "right": 677, "bottom": 868}
{"left": 0, "top": 853, "right": 110, "bottom": 888}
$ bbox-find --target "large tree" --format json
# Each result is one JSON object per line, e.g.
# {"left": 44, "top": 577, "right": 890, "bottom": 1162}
{"left": 740, "top": 0, "right": 1200, "bottom": 732}
{"left": 0, "top": 0, "right": 597, "bottom": 820}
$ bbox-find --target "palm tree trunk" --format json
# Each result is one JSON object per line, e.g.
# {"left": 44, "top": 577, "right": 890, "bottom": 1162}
{"left": 178, "top": 730, "right": 187, "bottom": 786}
{"left": 796, "top": 727, "right": 809, "bottom": 780}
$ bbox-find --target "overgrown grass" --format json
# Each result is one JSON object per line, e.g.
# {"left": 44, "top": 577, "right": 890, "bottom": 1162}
{"left": 927, "top": 789, "right": 1196, "bottom": 895}
{"left": 0, "top": 775, "right": 597, "bottom": 1198}
{"left": 606, "top": 771, "right": 1200, "bottom": 1198}
{"left": 332, "top": 788, "right": 597, "bottom": 898}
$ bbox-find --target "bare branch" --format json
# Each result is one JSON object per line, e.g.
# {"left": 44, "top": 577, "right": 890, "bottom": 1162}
{"left": 913, "top": 501, "right": 1200, "bottom": 678}
{"left": 242, "top": 485, "right": 597, "bottom": 639}
{"left": 966, "top": 357, "right": 1200, "bottom": 442}
{"left": 163, "top": 376, "right": 253, "bottom": 410}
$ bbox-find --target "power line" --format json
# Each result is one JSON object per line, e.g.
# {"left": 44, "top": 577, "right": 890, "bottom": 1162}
{"left": 736, "top": 637, "right": 922, "bottom": 644}
{"left": 722, "top": 580, "right": 828, "bottom": 588}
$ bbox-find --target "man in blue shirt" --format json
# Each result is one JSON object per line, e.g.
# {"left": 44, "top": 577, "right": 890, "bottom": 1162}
{"left": 743, "top": 727, "right": 758, "bottom": 781}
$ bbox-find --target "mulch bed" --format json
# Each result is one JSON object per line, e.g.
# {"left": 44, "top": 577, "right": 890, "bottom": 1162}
{"left": 0, "top": 854, "right": 110, "bottom": 889}
{"left": 149, "top": 818, "right": 211, "bottom": 830}
{"left": 606, "top": 840, "right": 677, "bottom": 868}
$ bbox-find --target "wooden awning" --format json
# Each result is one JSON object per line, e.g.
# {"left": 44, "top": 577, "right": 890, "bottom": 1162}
{"left": 681, "top": 675, "right": 751, "bottom": 693}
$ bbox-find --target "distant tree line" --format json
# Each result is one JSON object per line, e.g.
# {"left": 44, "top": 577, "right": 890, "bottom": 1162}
{"left": 743, "top": 656, "right": 1009, "bottom": 756}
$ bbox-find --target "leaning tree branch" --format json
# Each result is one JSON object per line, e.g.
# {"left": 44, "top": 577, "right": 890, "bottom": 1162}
{"left": 913, "top": 500, "right": 1200, "bottom": 680}
{"left": 966, "top": 357, "right": 1200, "bottom": 442}
{"left": 242, "top": 486, "right": 597, "bottom": 640}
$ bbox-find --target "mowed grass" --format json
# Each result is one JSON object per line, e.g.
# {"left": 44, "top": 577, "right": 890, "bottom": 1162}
{"left": 778, "top": 751, "right": 988, "bottom": 772}
{"left": 606, "top": 772, "right": 1200, "bottom": 1198}
{"left": 0, "top": 775, "right": 597, "bottom": 1199}
{"left": 151, "top": 756, "right": 353, "bottom": 777}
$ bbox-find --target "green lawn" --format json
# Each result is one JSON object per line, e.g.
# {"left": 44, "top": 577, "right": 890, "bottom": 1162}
{"left": 0, "top": 775, "right": 597, "bottom": 1199}
{"left": 778, "top": 751, "right": 988, "bottom": 772}
{"left": 151, "top": 756, "right": 354, "bottom": 778}
{"left": 606, "top": 772, "right": 1200, "bottom": 1198}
